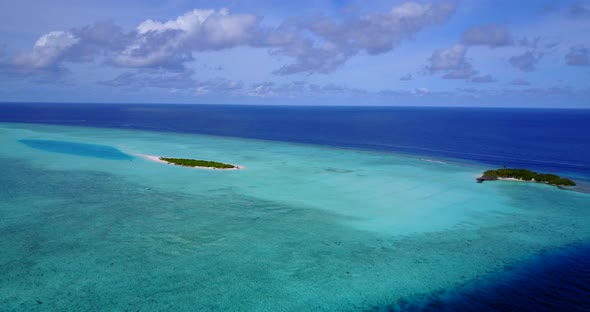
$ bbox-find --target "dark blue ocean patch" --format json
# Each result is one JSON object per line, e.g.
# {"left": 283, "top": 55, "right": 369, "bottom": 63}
{"left": 368, "top": 243, "right": 590, "bottom": 312}
{"left": 3, "top": 104, "right": 590, "bottom": 176}
{"left": 19, "top": 139, "right": 133, "bottom": 160}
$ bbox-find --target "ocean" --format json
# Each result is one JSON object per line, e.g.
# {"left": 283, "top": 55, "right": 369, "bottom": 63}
{"left": 0, "top": 103, "right": 589, "bottom": 311}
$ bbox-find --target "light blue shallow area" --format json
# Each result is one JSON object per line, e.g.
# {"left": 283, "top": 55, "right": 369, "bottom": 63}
{"left": 19, "top": 139, "right": 133, "bottom": 160}
{"left": 0, "top": 123, "right": 589, "bottom": 311}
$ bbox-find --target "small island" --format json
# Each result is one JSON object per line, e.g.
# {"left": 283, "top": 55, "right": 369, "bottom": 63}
{"left": 477, "top": 168, "right": 576, "bottom": 187}
{"left": 159, "top": 157, "right": 238, "bottom": 169}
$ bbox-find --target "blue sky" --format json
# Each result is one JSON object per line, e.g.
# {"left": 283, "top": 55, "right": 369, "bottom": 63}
{"left": 1, "top": 0, "right": 589, "bottom": 107}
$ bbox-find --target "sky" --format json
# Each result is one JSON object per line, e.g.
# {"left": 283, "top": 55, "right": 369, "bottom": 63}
{"left": 0, "top": 0, "right": 589, "bottom": 107}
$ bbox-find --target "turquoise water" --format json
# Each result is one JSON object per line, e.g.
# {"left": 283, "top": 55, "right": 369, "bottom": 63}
{"left": 18, "top": 139, "right": 133, "bottom": 160}
{"left": 1, "top": 122, "right": 589, "bottom": 311}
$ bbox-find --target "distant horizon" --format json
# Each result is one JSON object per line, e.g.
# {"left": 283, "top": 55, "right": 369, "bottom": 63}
{"left": 1, "top": 101, "right": 590, "bottom": 110}
{"left": 1, "top": 0, "right": 589, "bottom": 108}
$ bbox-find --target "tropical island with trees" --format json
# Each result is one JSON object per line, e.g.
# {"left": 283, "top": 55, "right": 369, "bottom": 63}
{"left": 477, "top": 168, "right": 576, "bottom": 187}
{"left": 159, "top": 157, "right": 239, "bottom": 169}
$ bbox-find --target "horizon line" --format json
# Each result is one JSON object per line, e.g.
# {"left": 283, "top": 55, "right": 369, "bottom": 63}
{"left": 1, "top": 101, "right": 589, "bottom": 110}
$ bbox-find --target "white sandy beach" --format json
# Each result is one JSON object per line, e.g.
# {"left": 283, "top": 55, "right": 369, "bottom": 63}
{"left": 498, "top": 177, "right": 527, "bottom": 181}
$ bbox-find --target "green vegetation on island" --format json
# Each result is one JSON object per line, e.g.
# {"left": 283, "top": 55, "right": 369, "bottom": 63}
{"left": 477, "top": 168, "right": 576, "bottom": 186}
{"left": 159, "top": 157, "right": 237, "bottom": 169}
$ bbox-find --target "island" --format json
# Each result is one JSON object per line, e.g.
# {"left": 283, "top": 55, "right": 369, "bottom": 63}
{"left": 476, "top": 168, "right": 576, "bottom": 187}
{"left": 159, "top": 157, "right": 238, "bottom": 169}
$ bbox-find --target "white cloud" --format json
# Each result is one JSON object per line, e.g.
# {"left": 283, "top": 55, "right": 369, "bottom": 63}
{"left": 5, "top": 2, "right": 456, "bottom": 76}
{"left": 136, "top": 8, "right": 259, "bottom": 49}
{"left": 13, "top": 31, "right": 78, "bottom": 71}
{"left": 114, "top": 8, "right": 260, "bottom": 69}
{"left": 428, "top": 44, "right": 467, "bottom": 71}
{"left": 271, "top": 1, "right": 456, "bottom": 74}
{"left": 427, "top": 44, "right": 478, "bottom": 79}
{"left": 248, "top": 82, "right": 275, "bottom": 97}
{"left": 412, "top": 87, "right": 430, "bottom": 94}
{"left": 137, "top": 9, "right": 216, "bottom": 34}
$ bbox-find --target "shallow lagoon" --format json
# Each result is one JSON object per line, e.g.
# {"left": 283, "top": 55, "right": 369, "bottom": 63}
{"left": 18, "top": 139, "right": 133, "bottom": 160}
{"left": 1, "top": 122, "right": 589, "bottom": 311}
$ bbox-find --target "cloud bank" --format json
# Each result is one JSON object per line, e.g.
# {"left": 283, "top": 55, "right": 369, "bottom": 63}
{"left": 4, "top": 2, "right": 456, "bottom": 76}
{"left": 270, "top": 1, "right": 456, "bottom": 74}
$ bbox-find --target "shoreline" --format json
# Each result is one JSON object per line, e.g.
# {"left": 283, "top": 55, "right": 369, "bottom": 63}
{"left": 139, "top": 154, "right": 244, "bottom": 170}
{"left": 478, "top": 175, "right": 575, "bottom": 189}
{"left": 478, "top": 176, "right": 541, "bottom": 183}
{"left": 497, "top": 177, "right": 525, "bottom": 181}
{"left": 476, "top": 168, "right": 576, "bottom": 188}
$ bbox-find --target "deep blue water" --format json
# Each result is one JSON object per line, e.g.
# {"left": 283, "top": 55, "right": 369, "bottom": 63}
{"left": 1, "top": 102, "right": 589, "bottom": 311}
{"left": 378, "top": 243, "right": 590, "bottom": 312}
{"left": 1, "top": 103, "right": 589, "bottom": 179}
{"left": 19, "top": 139, "right": 133, "bottom": 160}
